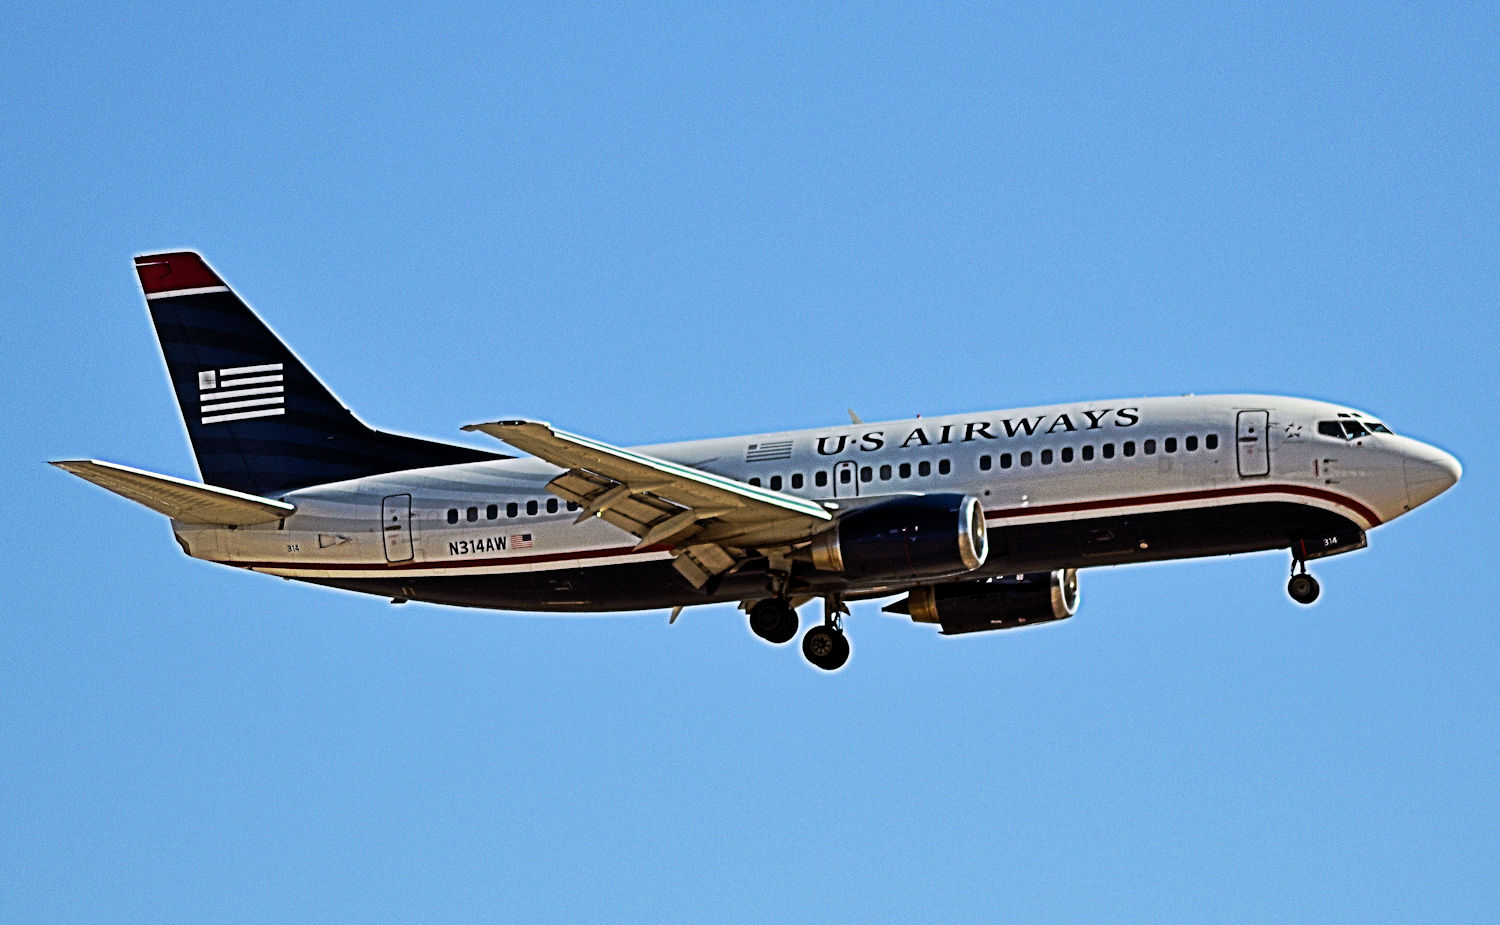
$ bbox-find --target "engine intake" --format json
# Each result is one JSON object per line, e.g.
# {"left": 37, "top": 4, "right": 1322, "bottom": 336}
{"left": 887, "top": 569, "right": 1080, "bottom": 635}
{"left": 807, "top": 493, "right": 988, "bottom": 581}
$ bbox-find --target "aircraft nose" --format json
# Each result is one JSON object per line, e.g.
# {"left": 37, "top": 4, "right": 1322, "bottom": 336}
{"left": 1404, "top": 445, "right": 1462, "bottom": 509}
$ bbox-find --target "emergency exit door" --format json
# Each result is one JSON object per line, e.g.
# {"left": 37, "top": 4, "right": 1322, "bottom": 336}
{"left": 382, "top": 493, "right": 414, "bottom": 562}
{"left": 1236, "top": 411, "right": 1270, "bottom": 478}
{"left": 833, "top": 460, "right": 860, "bottom": 498}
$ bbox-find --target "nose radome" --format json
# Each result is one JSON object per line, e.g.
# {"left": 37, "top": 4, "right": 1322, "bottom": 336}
{"left": 1404, "top": 446, "right": 1462, "bottom": 509}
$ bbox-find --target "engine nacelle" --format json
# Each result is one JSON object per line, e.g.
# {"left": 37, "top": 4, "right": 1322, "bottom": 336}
{"left": 889, "top": 569, "right": 1080, "bottom": 635}
{"left": 807, "top": 493, "right": 988, "bottom": 582}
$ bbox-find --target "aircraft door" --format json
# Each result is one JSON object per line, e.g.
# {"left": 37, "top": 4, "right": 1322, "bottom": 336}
{"left": 833, "top": 460, "right": 860, "bottom": 498}
{"left": 381, "top": 493, "right": 414, "bottom": 562}
{"left": 1236, "top": 411, "right": 1271, "bottom": 478}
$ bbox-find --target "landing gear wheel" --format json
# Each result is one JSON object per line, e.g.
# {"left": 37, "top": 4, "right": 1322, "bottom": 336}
{"left": 802, "top": 625, "right": 850, "bottom": 671}
{"left": 1288, "top": 573, "right": 1320, "bottom": 605}
{"left": 748, "top": 599, "right": 798, "bottom": 644}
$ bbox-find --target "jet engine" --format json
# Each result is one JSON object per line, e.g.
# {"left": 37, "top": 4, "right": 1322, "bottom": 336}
{"left": 806, "top": 493, "right": 988, "bottom": 581}
{"left": 885, "top": 569, "right": 1080, "bottom": 635}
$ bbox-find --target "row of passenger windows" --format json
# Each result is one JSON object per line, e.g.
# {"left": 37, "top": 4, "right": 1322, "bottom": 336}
{"left": 446, "top": 498, "right": 580, "bottom": 524}
{"left": 747, "top": 458, "right": 953, "bottom": 491}
{"left": 979, "top": 433, "right": 1218, "bottom": 471}
{"left": 749, "top": 434, "right": 1221, "bottom": 488}
{"left": 444, "top": 433, "right": 1222, "bottom": 520}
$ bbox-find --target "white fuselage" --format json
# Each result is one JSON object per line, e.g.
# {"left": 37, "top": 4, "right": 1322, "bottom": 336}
{"left": 169, "top": 394, "right": 1458, "bottom": 611}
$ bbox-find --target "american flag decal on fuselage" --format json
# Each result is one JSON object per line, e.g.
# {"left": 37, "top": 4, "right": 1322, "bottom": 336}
{"left": 198, "top": 363, "right": 285, "bottom": 424}
{"left": 746, "top": 440, "right": 793, "bottom": 462}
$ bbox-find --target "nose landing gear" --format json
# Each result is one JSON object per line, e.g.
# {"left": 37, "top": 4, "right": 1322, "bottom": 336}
{"left": 1287, "top": 560, "right": 1321, "bottom": 605}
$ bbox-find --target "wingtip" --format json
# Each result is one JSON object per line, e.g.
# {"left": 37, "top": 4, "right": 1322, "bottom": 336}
{"left": 461, "top": 419, "right": 549, "bottom": 433}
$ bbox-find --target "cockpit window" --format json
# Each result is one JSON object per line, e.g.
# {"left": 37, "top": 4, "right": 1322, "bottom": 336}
{"left": 1366, "top": 422, "right": 1392, "bottom": 434}
{"left": 1319, "top": 419, "right": 1375, "bottom": 439}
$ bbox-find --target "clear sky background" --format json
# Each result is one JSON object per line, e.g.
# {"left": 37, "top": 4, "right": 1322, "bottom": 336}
{"left": 3, "top": 3, "right": 1497, "bottom": 921}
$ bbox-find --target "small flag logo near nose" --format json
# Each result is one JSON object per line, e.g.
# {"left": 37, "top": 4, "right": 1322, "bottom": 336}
{"left": 198, "top": 363, "right": 285, "bottom": 424}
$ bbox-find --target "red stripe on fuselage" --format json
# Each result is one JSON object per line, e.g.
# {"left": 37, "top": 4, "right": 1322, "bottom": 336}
{"left": 983, "top": 483, "right": 1380, "bottom": 528}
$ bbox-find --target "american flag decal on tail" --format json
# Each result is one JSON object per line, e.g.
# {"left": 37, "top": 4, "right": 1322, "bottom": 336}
{"left": 198, "top": 363, "right": 285, "bottom": 424}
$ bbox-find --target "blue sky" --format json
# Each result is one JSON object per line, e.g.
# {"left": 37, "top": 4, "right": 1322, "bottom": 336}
{"left": 4, "top": 2, "right": 1497, "bottom": 921}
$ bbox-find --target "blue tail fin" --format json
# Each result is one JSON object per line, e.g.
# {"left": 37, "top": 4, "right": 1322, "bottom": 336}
{"left": 135, "top": 251, "right": 502, "bottom": 497}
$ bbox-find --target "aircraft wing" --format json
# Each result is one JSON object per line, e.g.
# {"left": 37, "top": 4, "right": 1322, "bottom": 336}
{"left": 51, "top": 459, "right": 296, "bottom": 525}
{"left": 461, "top": 419, "right": 833, "bottom": 586}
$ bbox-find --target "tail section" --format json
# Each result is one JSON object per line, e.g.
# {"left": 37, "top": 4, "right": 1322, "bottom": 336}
{"left": 136, "top": 251, "right": 502, "bottom": 497}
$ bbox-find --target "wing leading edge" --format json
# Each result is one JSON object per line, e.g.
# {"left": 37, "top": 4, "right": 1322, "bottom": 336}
{"left": 462, "top": 419, "right": 834, "bottom": 586}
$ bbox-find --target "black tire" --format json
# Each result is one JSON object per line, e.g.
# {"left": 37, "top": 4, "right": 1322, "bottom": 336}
{"left": 749, "top": 600, "right": 798, "bottom": 644}
{"left": 748, "top": 600, "right": 783, "bottom": 641}
{"left": 802, "top": 625, "right": 848, "bottom": 670}
{"left": 1288, "top": 573, "right": 1320, "bottom": 605}
{"left": 768, "top": 604, "right": 799, "bottom": 645}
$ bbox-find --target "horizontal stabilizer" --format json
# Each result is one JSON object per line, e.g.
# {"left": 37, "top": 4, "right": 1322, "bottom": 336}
{"left": 50, "top": 459, "right": 296, "bottom": 525}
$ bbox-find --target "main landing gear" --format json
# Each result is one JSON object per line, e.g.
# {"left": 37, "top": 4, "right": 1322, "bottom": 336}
{"left": 1287, "top": 559, "right": 1321, "bottom": 605}
{"left": 748, "top": 598, "right": 799, "bottom": 644}
{"left": 746, "top": 595, "right": 851, "bottom": 670}
{"left": 802, "top": 597, "right": 851, "bottom": 671}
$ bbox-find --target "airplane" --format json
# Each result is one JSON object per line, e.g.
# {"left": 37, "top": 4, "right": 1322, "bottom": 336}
{"left": 54, "top": 251, "right": 1462, "bottom": 671}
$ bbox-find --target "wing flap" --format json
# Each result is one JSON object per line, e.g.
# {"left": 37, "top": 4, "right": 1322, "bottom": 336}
{"left": 51, "top": 459, "right": 296, "bottom": 525}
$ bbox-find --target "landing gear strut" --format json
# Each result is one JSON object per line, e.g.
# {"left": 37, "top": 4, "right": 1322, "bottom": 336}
{"left": 1287, "top": 559, "right": 1321, "bottom": 605}
{"left": 802, "top": 596, "right": 851, "bottom": 671}
{"left": 748, "top": 598, "right": 799, "bottom": 644}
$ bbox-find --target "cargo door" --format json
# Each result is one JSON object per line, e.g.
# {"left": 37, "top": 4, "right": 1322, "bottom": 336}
{"left": 1236, "top": 411, "right": 1270, "bottom": 478}
{"left": 381, "top": 493, "right": 414, "bottom": 562}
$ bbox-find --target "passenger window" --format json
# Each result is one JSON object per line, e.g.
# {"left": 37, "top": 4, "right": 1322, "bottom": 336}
{"left": 567, "top": 501, "right": 579, "bottom": 512}
{"left": 1165, "top": 437, "right": 1178, "bottom": 453}
{"left": 860, "top": 466, "right": 873, "bottom": 483}
{"left": 526, "top": 500, "right": 538, "bottom": 516}
{"left": 1123, "top": 441, "right": 1135, "bottom": 458}
{"left": 918, "top": 461, "right": 931, "bottom": 477}
{"left": 466, "top": 506, "right": 478, "bottom": 523}
{"left": 1061, "top": 447, "right": 1074, "bottom": 463}
{"left": 839, "top": 468, "right": 852, "bottom": 484}
{"left": 769, "top": 475, "right": 783, "bottom": 491}
{"left": 899, "top": 463, "right": 911, "bottom": 479}
{"left": 1103, "top": 443, "right": 1115, "bottom": 459}
{"left": 447, "top": 508, "right": 458, "bottom": 524}
{"left": 486, "top": 504, "right": 498, "bottom": 520}
{"left": 816, "top": 471, "right": 829, "bottom": 487}
{"left": 1041, "top": 448, "right": 1053, "bottom": 465}
{"left": 879, "top": 464, "right": 892, "bottom": 480}
{"left": 749, "top": 477, "right": 761, "bottom": 487}
{"left": 507, "top": 502, "right": 518, "bottom": 518}
{"left": 1082, "top": 445, "right": 1095, "bottom": 461}
{"left": 1020, "top": 451, "right": 1033, "bottom": 467}
{"left": 1000, "top": 453, "right": 1013, "bottom": 469}
{"left": 979, "top": 455, "right": 992, "bottom": 471}
{"left": 546, "top": 498, "right": 558, "bottom": 514}
{"left": 791, "top": 473, "right": 804, "bottom": 489}
{"left": 938, "top": 459, "right": 951, "bottom": 475}
{"left": 1144, "top": 439, "right": 1156, "bottom": 455}
{"left": 1205, "top": 434, "right": 1219, "bottom": 450}
{"left": 1186, "top": 435, "right": 1198, "bottom": 452}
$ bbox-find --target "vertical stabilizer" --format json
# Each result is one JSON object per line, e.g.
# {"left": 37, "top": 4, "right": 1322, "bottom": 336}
{"left": 136, "top": 251, "right": 501, "bottom": 496}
